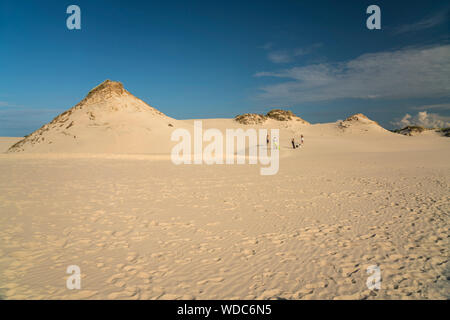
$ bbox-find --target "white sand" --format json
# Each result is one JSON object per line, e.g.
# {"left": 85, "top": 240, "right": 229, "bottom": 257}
{"left": 0, "top": 81, "right": 448, "bottom": 300}
{"left": 0, "top": 138, "right": 22, "bottom": 153}
{"left": 0, "top": 121, "right": 448, "bottom": 300}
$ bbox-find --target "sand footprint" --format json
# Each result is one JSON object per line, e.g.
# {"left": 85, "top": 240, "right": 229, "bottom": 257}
{"left": 196, "top": 277, "right": 224, "bottom": 285}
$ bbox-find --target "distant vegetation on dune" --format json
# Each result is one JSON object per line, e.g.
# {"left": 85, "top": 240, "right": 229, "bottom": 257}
{"left": 391, "top": 126, "right": 450, "bottom": 137}
{"left": 438, "top": 127, "right": 450, "bottom": 137}
{"left": 234, "top": 109, "right": 309, "bottom": 125}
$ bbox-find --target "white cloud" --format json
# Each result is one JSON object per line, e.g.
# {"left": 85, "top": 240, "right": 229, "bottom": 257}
{"left": 255, "top": 45, "right": 450, "bottom": 103}
{"left": 259, "top": 42, "right": 273, "bottom": 50}
{"left": 393, "top": 10, "right": 449, "bottom": 34}
{"left": 267, "top": 51, "right": 292, "bottom": 63}
{"left": 392, "top": 111, "right": 450, "bottom": 128}
{"left": 266, "top": 43, "right": 322, "bottom": 64}
{"left": 411, "top": 103, "right": 450, "bottom": 110}
{"left": 293, "top": 43, "right": 322, "bottom": 56}
{"left": 0, "top": 101, "right": 19, "bottom": 107}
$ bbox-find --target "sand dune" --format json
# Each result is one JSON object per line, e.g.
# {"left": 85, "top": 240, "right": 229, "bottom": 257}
{"left": 8, "top": 80, "right": 184, "bottom": 154}
{"left": 0, "top": 138, "right": 22, "bottom": 153}
{"left": 5, "top": 80, "right": 412, "bottom": 156}
{"left": 0, "top": 81, "right": 449, "bottom": 300}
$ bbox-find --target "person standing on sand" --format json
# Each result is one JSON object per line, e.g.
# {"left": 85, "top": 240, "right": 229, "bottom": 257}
{"left": 272, "top": 136, "right": 278, "bottom": 150}
{"left": 300, "top": 134, "right": 304, "bottom": 147}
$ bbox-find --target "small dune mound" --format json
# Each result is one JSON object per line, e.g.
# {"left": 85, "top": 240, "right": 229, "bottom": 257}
{"left": 339, "top": 113, "right": 379, "bottom": 128}
{"left": 234, "top": 109, "right": 309, "bottom": 125}
{"left": 234, "top": 113, "right": 267, "bottom": 125}
{"left": 392, "top": 126, "right": 429, "bottom": 136}
{"left": 266, "top": 109, "right": 309, "bottom": 124}
{"left": 337, "top": 113, "right": 389, "bottom": 133}
{"left": 266, "top": 109, "right": 296, "bottom": 121}
{"left": 438, "top": 128, "right": 450, "bottom": 137}
{"left": 343, "top": 113, "right": 377, "bottom": 125}
{"left": 392, "top": 126, "right": 450, "bottom": 137}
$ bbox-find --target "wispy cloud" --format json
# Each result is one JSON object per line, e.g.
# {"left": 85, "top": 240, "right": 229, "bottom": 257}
{"left": 292, "top": 43, "right": 323, "bottom": 56}
{"left": 267, "top": 51, "right": 292, "bottom": 63}
{"left": 393, "top": 9, "right": 449, "bottom": 34}
{"left": 392, "top": 111, "right": 450, "bottom": 128}
{"left": 259, "top": 42, "right": 273, "bottom": 50}
{"left": 266, "top": 43, "right": 322, "bottom": 64}
{"left": 255, "top": 44, "right": 450, "bottom": 104}
{"left": 411, "top": 103, "right": 450, "bottom": 111}
{"left": 0, "top": 101, "right": 21, "bottom": 108}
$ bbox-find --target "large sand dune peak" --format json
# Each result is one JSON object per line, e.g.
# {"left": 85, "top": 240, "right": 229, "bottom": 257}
{"left": 8, "top": 80, "right": 178, "bottom": 154}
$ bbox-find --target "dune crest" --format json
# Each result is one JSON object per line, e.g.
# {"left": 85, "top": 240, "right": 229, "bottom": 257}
{"left": 8, "top": 80, "right": 178, "bottom": 154}
{"left": 235, "top": 109, "right": 309, "bottom": 125}
{"left": 337, "top": 113, "right": 389, "bottom": 134}
{"left": 343, "top": 113, "right": 377, "bottom": 125}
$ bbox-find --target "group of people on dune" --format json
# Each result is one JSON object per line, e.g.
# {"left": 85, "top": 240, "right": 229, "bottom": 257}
{"left": 291, "top": 135, "right": 304, "bottom": 149}
{"left": 266, "top": 134, "right": 279, "bottom": 150}
{"left": 264, "top": 134, "right": 304, "bottom": 150}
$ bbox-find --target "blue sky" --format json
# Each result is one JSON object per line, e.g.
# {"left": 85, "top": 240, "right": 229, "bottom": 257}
{"left": 0, "top": 0, "right": 449, "bottom": 136}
